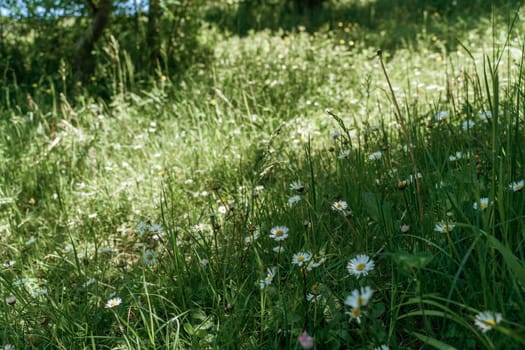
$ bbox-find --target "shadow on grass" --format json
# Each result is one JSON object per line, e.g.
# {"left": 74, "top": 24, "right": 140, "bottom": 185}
{"left": 206, "top": 0, "right": 523, "bottom": 51}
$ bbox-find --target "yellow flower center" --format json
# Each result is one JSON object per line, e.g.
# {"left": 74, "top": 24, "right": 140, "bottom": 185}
{"left": 356, "top": 263, "right": 366, "bottom": 271}
{"left": 275, "top": 230, "right": 283, "bottom": 236}
{"left": 484, "top": 319, "right": 496, "bottom": 327}
{"left": 358, "top": 296, "right": 366, "bottom": 306}
{"left": 351, "top": 308, "right": 361, "bottom": 317}
{"left": 297, "top": 256, "right": 305, "bottom": 262}
{"left": 480, "top": 202, "right": 488, "bottom": 209}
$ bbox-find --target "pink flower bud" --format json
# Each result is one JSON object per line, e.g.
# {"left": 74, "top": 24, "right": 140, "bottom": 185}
{"left": 298, "top": 331, "right": 314, "bottom": 349}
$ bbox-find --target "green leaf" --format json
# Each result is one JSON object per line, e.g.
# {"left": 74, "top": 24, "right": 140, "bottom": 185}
{"left": 484, "top": 233, "right": 525, "bottom": 287}
{"left": 392, "top": 251, "right": 433, "bottom": 270}
{"left": 411, "top": 331, "right": 458, "bottom": 350}
{"left": 362, "top": 192, "right": 380, "bottom": 221}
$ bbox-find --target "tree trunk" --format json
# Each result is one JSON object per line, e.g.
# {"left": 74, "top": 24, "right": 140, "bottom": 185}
{"left": 147, "top": 0, "right": 162, "bottom": 71}
{"left": 74, "top": 0, "right": 112, "bottom": 82}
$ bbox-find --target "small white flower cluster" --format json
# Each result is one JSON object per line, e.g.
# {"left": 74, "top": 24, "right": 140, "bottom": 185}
{"left": 344, "top": 254, "right": 376, "bottom": 324}
{"left": 137, "top": 221, "right": 165, "bottom": 240}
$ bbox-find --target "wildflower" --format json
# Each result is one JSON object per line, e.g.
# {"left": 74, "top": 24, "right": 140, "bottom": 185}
{"left": 149, "top": 224, "right": 163, "bottom": 236}
{"left": 407, "top": 172, "right": 423, "bottom": 183}
{"left": 509, "top": 180, "right": 524, "bottom": 192}
{"left": 142, "top": 249, "right": 158, "bottom": 266}
{"left": 5, "top": 295, "right": 16, "bottom": 305}
{"left": 344, "top": 286, "right": 373, "bottom": 324}
{"left": 25, "top": 237, "right": 36, "bottom": 246}
{"left": 270, "top": 226, "right": 289, "bottom": 241}
{"left": 260, "top": 267, "right": 277, "bottom": 289}
{"left": 337, "top": 149, "right": 351, "bottom": 159}
{"left": 449, "top": 151, "right": 463, "bottom": 161}
{"left": 473, "top": 198, "right": 491, "bottom": 210}
{"left": 435, "top": 222, "right": 455, "bottom": 233}
{"left": 330, "top": 130, "right": 341, "bottom": 141}
{"left": 273, "top": 246, "right": 285, "bottom": 253}
{"left": 480, "top": 110, "right": 492, "bottom": 121}
{"left": 346, "top": 306, "right": 363, "bottom": 324}
{"left": 331, "top": 200, "right": 348, "bottom": 212}
{"left": 374, "top": 346, "right": 390, "bottom": 350}
{"left": 297, "top": 331, "right": 314, "bottom": 350}
{"left": 105, "top": 297, "right": 122, "bottom": 309}
{"left": 400, "top": 224, "right": 410, "bottom": 233}
{"left": 192, "top": 223, "right": 207, "bottom": 233}
{"left": 244, "top": 231, "right": 260, "bottom": 244}
{"left": 347, "top": 254, "right": 375, "bottom": 278}
{"left": 369, "top": 151, "right": 383, "bottom": 161}
{"left": 305, "top": 257, "right": 325, "bottom": 271}
{"left": 3, "top": 260, "right": 16, "bottom": 268}
{"left": 200, "top": 258, "right": 209, "bottom": 267}
{"left": 288, "top": 195, "right": 301, "bottom": 206}
{"left": 306, "top": 292, "right": 322, "bottom": 302}
{"left": 397, "top": 180, "right": 408, "bottom": 190}
{"left": 2, "top": 344, "right": 15, "bottom": 350}
{"left": 82, "top": 277, "right": 96, "bottom": 288}
{"left": 344, "top": 286, "right": 374, "bottom": 308}
{"left": 462, "top": 119, "right": 475, "bottom": 131}
{"left": 290, "top": 181, "right": 305, "bottom": 193}
{"left": 434, "top": 110, "right": 449, "bottom": 121}
{"left": 253, "top": 185, "right": 264, "bottom": 196}
{"left": 402, "top": 144, "right": 414, "bottom": 153}
{"left": 218, "top": 205, "right": 228, "bottom": 215}
{"left": 474, "top": 311, "right": 502, "bottom": 333}
{"left": 292, "top": 252, "right": 312, "bottom": 267}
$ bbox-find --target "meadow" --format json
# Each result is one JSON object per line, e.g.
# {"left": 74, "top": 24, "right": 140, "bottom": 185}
{"left": 1, "top": 1, "right": 525, "bottom": 349}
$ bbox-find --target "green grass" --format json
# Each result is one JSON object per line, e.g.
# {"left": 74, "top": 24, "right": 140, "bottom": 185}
{"left": 2, "top": 3, "right": 525, "bottom": 349}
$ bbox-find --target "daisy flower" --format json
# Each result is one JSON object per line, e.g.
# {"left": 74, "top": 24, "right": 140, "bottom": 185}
{"left": 462, "top": 119, "right": 475, "bottom": 131}
{"left": 346, "top": 306, "right": 364, "bottom": 324}
{"left": 449, "top": 151, "right": 464, "bottom": 161}
{"left": 305, "top": 257, "right": 326, "bottom": 271}
{"left": 270, "top": 226, "right": 289, "bottom": 241}
{"left": 273, "top": 246, "right": 285, "bottom": 253}
{"left": 331, "top": 200, "right": 348, "bottom": 212}
{"left": 192, "top": 223, "right": 208, "bottom": 233}
{"left": 292, "top": 252, "right": 312, "bottom": 267}
{"left": 434, "top": 110, "right": 449, "bottom": 121}
{"left": 218, "top": 205, "right": 228, "bottom": 215}
{"left": 347, "top": 254, "right": 375, "bottom": 278}
{"left": 290, "top": 181, "right": 305, "bottom": 193}
{"left": 473, "top": 197, "right": 491, "bottom": 210}
{"left": 2, "top": 345, "right": 15, "bottom": 350}
{"left": 474, "top": 311, "right": 502, "bottom": 333}
{"left": 374, "top": 346, "right": 390, "bottom": 350}
{"left": 337, "top": 149, "right": 351, "bottom": 160}
{"left": 509, "top": 180, "right": 524, "bottom": 192}
{"left": 142, "top": 249, "right": 158, "bottom": 266}
{"left": 288, "top": 195, "right": 301, "bottom": 206}
{"left": 344, "top": 286, "right": 374, "bottom": 308}
{"left": 368, "top": 151, "right": 383, "bottom": 161}
{"left": 306, "top": 292, "right": 322, "bottom": 303}
{"left": 330, "top": 130, "right": 341, "bottom": 141}
{"left": 259, "top": 267, "right": 277, "bottom": 289}
{"left": 435, "top": 222, "right": 455, "bottom": 233}
{"left": 149, "top": 224, "right": 163, "bottom": 236}
{"left": 480, "top": 110, "right": 492, "bottom": 121}
{"left": 244, "top": 231, "right": 260, "bottom": 244}
{"left": 137, "top": 221, "right": 148, "bottom": 236}
{"left": 105, "top": 297, "right": 122, "bottom": 309}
